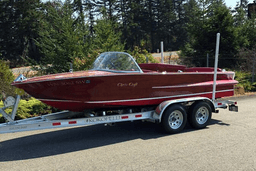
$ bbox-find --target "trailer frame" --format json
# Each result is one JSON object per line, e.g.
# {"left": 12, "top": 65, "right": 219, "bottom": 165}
{"left": 0, "top": 95, "right": 238, "bottom": 134}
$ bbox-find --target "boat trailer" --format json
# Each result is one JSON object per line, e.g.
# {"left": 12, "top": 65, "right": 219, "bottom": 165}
{"left": 0, "top": 33, "right": 238, "bottom": 134}
{"left": 0, "top": 95, "right": 238, "bottom": 134}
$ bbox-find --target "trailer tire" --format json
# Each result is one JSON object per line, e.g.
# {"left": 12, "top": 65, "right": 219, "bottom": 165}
{"left": 188, "top": 101, "right": 212, "bottom": 129}
{"left": 162, "top": 104, "right": 187, "bottom": 134}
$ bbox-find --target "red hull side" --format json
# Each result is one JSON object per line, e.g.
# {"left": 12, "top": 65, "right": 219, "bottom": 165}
{"left": 12, "top": 70, "right": 237, "bottom": 111}
{"left": 40, "top": 89, "right": 234, "bottom": 111}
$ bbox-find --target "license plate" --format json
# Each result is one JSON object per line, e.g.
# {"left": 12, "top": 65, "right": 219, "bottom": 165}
{"left": 229, "top": 105, "right": 238, "bottom": 112}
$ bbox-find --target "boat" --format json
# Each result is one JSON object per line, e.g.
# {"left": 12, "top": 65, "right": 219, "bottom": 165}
{"left": 11, "top": 52, "right": 238, "bottom": 112}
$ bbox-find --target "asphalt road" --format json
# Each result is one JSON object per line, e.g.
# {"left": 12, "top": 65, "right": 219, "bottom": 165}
{"left": 0, "top": 95, "right": 256, "bottom": 171}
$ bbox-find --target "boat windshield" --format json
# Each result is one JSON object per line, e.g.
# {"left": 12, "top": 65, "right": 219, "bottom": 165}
{"left": 91, "top": 52, "right": 143, "bottom": 73}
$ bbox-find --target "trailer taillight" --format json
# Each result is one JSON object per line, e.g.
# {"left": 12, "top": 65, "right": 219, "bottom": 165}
{"left": 53, "top": 122, "right": 61, "bottom": 126}
{"left": 122, "top": 116, "right": 129, "bottom": 119}
{"left": 69, "top": 121, "right": 77, "bottom": 124}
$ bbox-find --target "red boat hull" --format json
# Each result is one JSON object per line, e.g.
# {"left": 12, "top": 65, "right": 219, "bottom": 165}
{"left": 12, "top": 70, "right": 237, "bottom": 111}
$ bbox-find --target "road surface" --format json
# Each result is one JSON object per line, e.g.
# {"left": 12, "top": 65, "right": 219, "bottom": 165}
{"left": 0, "top": 95, "right": 256, "bottom": 171}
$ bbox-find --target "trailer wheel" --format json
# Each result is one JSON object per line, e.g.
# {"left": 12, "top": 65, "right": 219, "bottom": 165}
{"left": 188, "top": 101, "right": 212, "bottom": 129}
{"left": 162, "top": 104, "right": 187, "bottom": 134}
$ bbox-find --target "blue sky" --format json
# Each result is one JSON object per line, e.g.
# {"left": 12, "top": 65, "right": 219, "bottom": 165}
{"left": 225, "top": 0, "right": 254, "bottom": 8}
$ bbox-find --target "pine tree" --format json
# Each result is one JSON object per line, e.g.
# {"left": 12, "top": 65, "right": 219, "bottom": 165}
{"left": 0, "top": 60, "right": 15, "bottom": 98}
{"left": 182, "top": 1, "right": 239, "bottom": 68}
{"left": 92, "top": 16, "right": 125, "bottom": 53}
{"left": 0, "top": 0, "right": 42, "bottom": 67}
{"left": 35, "top": 1, "right": 91, "bottom": 74}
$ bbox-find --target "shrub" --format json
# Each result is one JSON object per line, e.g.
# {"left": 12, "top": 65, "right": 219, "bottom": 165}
{"left": 235, "top": 71, "right": 256, "bottom": 92}
{"left": 130, "top": 46, "right": 158, "bottom": 64}
{"left": 0, "top": 98, "right": 59, "bottom": 123}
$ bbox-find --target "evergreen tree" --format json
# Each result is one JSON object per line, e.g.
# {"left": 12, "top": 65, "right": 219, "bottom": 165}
{"left": 242, "top": 17, "right": 256, "bottom": 49}
{"left": 73, "top": 0, "right": 85, "bottom": 24}
{"left": 205, "top": 2, "right": 239, "bottom": 68}
{"left": 0, "top": 60, "right": 15, "bottom": 98}
{"left": 35, "top": 1, "right": 91, "bottom": 74}
{"left": 92, "top": 16, "right": 125, "bottom": 53}
{"left": 232, "top": 0, "right": 250, "bottom": 49}
{"left": 84, "top": 0, "right": 96, "bottom": 35}
{"left": 171, "top": 0, "right": 188, "bottom": 49}
{"left": 0, "top": 0, "right": 42, "bottom": 67}
{"left": 182, "top": 1, "right": 239, "bottom": 68}
{"left": 119, "top": 0, "right": 144, "bottom": 50}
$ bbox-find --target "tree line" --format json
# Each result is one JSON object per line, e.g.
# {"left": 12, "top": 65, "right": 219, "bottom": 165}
{"left": 0, "top": 0, "right": 255, "bottom": 72}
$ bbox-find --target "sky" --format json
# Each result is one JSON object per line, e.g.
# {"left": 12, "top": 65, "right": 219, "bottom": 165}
{"left": 225, "top": 0, "right": 255, "bottom": 8}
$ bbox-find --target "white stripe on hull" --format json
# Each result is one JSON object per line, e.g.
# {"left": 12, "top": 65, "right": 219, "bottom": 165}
{"left": 152, "top": 82, "right": 236, "bottom": 89}
{"left": 38, "top": 89, "right": 234, "bottom": 104}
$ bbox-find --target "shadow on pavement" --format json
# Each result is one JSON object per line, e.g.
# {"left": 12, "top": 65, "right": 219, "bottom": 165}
{"left": 0, "top": 119, "right": 228, "bottom": 161}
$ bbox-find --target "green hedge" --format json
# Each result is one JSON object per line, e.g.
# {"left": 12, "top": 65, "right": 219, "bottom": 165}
{"left": 235, "top": 71, "right": 256, "bottom": 92}
{"left": 0, "top": 98, "right": 59, "bottom": 123}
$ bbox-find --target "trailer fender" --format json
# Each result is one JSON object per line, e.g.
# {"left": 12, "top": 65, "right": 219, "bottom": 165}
{"left": 153, "top": 97, "right": 215, "bottom": 123}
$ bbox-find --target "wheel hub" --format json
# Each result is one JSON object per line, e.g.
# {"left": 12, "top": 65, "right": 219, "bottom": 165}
{"left": 196, "top": 107, "right": 209, "bottom": 124}
{"left": 168, "top": 110, "right": 183, "bottom": 129}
